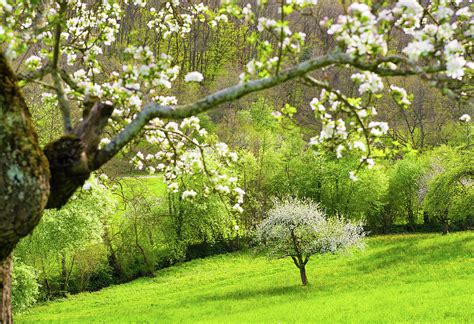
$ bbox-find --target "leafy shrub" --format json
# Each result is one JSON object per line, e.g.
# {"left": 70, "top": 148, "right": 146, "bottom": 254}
{"left": 12, "top": 259, "right": 40, "bottom": 312}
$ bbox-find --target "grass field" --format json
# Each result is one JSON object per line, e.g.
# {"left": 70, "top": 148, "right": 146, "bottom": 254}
{"left": 17, "top": 232, "right": 474, "bottom": 323}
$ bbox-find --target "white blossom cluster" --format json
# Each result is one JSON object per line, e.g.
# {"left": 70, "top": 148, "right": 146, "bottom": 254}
{"left": 309, "top": 89, "right": 387, "bottom": 168}
{"left": 396, "top": 0, "right": 473, "bottom": 80}
{"left": 323, "top": 1, "right": 473, "bottom": 82}
{"left": 239, "top": 26, "right": 307, "bottom": 82}
{"left": 234, "top": 0, "right": 315, "bottom": 83}
{"left": 68, "top": 45, "right": 183, "bottom": 134}
{"left": 326, "top": 3, "right": 389, "bottom": 57}
{"left": 459, "top": 114, "right": 471, "bottom": 123}
{"left": 390, "top": 85, "right": 412, "bottom": 107}
{"left": 0, "top": 0, "right": 42, "bottom": 58}
{"left": 146, "top": 1, "right": 231, "bottom": 38}
{"left": 129, "top": 116, "right": 245, "bottom": 212}
{"left": 255, "top": 197, "right": 365, "bottom": 259}
{"left": 351, "top": 71, "right": 384, "bottom": 94}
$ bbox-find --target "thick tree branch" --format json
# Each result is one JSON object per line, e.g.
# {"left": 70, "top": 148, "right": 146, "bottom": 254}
{"left": 44, "top": 102, "right": 115, "bottom": 209}
{"left": 74, "top": 102, "right": 115, "bottom": 157}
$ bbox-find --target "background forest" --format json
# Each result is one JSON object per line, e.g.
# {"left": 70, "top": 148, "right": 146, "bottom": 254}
{"left": 10, "top": 0, "right": 473, "bottom": 313}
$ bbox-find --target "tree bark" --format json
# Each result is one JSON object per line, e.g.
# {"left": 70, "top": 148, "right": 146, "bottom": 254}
{"left": 1, "top": 53, "right": 50, "bottom": 323}
{"left": 407, "top": 204, "right": 415, "bottom": 232}
{"left": 442, "top": 222, "right": 449, "bottom": 235}
{"left": 0, "top": 255, "right": 12, "bottom": 324}
{"left": 442, "top": 209, "right": 449, "bottom": 235}
{"left": 299, "top": 266, "right": 308, "bottom": 286}
{"left": 0, "top": 54, "right": 50, "bottom": 261}
{"left": 60, "top": 253, "right": 68, "bottom": 295}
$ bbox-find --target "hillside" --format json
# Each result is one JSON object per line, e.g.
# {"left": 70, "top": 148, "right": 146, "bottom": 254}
{"left": 17, "top": 232, "right": 474, "bottom": 323}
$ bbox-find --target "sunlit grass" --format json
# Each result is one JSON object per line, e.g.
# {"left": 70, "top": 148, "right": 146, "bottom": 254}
{"left": 17, "top": 232, "right": 474, "bottom": 323}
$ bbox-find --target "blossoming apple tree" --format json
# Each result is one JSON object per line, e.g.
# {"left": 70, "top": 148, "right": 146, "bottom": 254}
{"left": 255, "top": 197, "right": 365, "bottom": 286}
{"left": 0, "top": 0, "right": 472, "bottom": 321}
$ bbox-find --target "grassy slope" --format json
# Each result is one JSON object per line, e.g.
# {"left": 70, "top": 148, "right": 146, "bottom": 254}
{"left": 18, "top": 232, "right": 474, "bottom": 323}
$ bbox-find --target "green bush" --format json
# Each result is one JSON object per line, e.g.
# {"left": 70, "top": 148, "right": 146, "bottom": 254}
{"left": 12, "top": 259, "right": 40, "bottom": 312}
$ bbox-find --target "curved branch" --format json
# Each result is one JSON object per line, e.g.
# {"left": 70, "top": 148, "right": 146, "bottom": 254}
{"left": 92, "top": 51, "right": 445, "bottom": 169}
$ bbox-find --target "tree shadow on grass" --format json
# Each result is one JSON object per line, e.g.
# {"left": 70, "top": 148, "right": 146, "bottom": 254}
{"left": 199, "top": 285, "right": 304, "bottom": 302}
{"left": 351, "top": 234, "right": 473, "bottom": 272}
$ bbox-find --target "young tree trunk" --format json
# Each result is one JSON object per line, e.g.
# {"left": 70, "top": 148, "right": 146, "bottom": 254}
{"left": 60, "top": 253, "right": 68, "bottom": 295}
{"left": 442, "top": 209, "right": 449, "bottom": 235}
{"left": 299, "top": 266, "right": 308, "bottom": 286}
{"left": 407, "top": 204, "right": 415, "bottom": 232}
{"left": 442, "top": 222, "right": 449, "bottom": 235}
{"left": 423, "top": 211, "right": 430, "bottom": 225}
{"left": 101, "top": 222, "right": 122, "bottom": 280}
{"left": 442, "top": 218, "right": 449, "bottom": 235}
{"left": 0, "top": 255, "right": 12, "bottom": 324}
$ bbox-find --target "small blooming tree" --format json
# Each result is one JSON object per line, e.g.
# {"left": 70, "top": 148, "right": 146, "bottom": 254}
{"left": 255, "top": 198, "right": 365, "bottom": 286}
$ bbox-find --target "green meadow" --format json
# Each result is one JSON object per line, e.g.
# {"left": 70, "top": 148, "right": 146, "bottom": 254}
{"left": 17, "top": 232, "right": 474, "bottom": 323}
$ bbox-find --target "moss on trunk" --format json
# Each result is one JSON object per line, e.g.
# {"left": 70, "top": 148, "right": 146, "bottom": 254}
{"left": 0, "top": 52, "right": 50, "bottom": 322}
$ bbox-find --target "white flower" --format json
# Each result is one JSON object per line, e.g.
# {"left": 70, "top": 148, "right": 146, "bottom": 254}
{"left": 434, "top": 6, "right": 453, "bottom": 21}
{"left": 216, "top": 185, "right": 230, "bottom": 194}
{"left": 459, "top": 114, "right": 471, "bottom": 122}
{"left": 242, "top": 4, "right": 253, "bottom": 21}
{"left": 351, "top": 72, "right": 384, "bottom": 94}
{"left": 310, "top": 98, "right": 325, "bottom": 112}
{"left": 136, "top": 151, "right": 145, "bottom": 160}
{"left": 456, "top": 7, "right": 472, "bottom": 18}
{"left": 444, "top": 40, "right": 464, "bottom": 56}
{"left": 403, "top": 40, "right": 434, "bottom": 61}
{"left": 336, "top": 145, "right": 345, "bottom": 158}
{"left": 136, "top": 160, "right": 143, "bottom": 170}
{"left": 182, "top": 190, "right": 197, "bottom": 199}
{"left": 368, "top": 121, "right": 389, "bottom": 136}
{"left": 216, "top": 142, "right": 229, "bottom": 156}
{"left": 393, "top": 0, "right": 423, "bottom": 29}
{"left": 83, "top": 183, "right": 92, "bottom": 191}
{"left": 366, "top": 158, "right": 374, "bottom": 169}
{"left": 390, "top": 85, "right": 411, "bottom": 106}
{"left": 446, "top": 55, "right": 466, "bottom": 79}
{"left": 184, "top": 71, "right": 204, "bottom": 82}
{"left": 25, "top": 55, "right": 42, "bottom": 71}
{"left": 353, "top": 141, "right": 366, "bottom": 152}
{"left": 349, "top": 171, "right": 358, "bottom": 182}
{"left": 99, "top": 137, "right": 111, "bottom": 149}
{"left": 228, "top": 152, "right": 238, "bottom": 162}
{"left": 0, "top": 0, "right": 13, "bottom": 12}
{"left": 129, "top": 95, "right": 142, "bottom": 108}
{"left": 168, "top": 182, "right": 179, "bottom": 193}
{"left": 232, "top": 204, "right": 243, "bottom": 213}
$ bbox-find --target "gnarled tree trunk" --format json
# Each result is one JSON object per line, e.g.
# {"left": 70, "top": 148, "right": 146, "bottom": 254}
{"left": 0, "top": 53, "right": 51, "bottom": 322}
{"left": 0, "top": 46, "right": 119, "bottom": 320}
